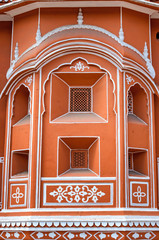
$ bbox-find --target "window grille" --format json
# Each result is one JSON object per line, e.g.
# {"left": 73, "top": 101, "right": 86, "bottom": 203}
{"left": 71, "top": 150, "right": 88, "bottom": 168}
{"left": 128, "top": 90, "right": 133, "bottom": 114}
{"left": 70, "top": 88, "right": 91, "bottom": 112}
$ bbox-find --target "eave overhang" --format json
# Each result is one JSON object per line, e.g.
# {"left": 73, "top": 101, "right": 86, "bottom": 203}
{"left": 0, "top": 0, "right": 159, "bottom": 17}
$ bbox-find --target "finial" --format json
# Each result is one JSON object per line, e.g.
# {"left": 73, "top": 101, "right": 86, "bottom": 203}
{"left": 77, "top": 8, "right": 83, "bottom": 25}
{"left": 14, "top": 42, "right": 19, "bottom": 61}
{"left": 36, "top": 24, "right": 41, "bottom": 43}
{"left": 36, "top": 8, "right": 41, "bottom": 43}
{"left": 119, "top": 27, "right": 124, "bottom": 42}
{"left": 143, "top": 42, "right": 148, "bottom": 59}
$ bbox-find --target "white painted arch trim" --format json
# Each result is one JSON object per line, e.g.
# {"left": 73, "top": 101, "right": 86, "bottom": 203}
{"left": 6, "top": 24, "right": 155, "bottom": 79}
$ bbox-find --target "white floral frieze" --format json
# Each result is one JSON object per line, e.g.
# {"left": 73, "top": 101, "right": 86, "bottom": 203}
{"left": 49, "top": 185, "right": 105, "bottom": 203}
{"left": 127, "top": 231, "right": 156, "bottom": 240}
{"left": 70, "top": 61, "right": 89, "bottom": 71}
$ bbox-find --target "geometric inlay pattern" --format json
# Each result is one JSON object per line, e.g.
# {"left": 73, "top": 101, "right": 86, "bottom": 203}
{"left": 127, "top": 232, "right": 156, "bottom": 240}
{"left": 70, "top": 88, "right": 91, "bottom": 112}
{"left": 44, "top": 183, "right": 113, "bottom": 206}
{"left": 71, "top": 150, "right": 88, "bottom": 168}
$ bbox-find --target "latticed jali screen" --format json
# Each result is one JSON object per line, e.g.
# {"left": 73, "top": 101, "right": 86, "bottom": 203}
{"left": 128, "top": 90, "right": 133, "bottom": 114}
{"left": 70, "top": 88, "right": 91, "bottom": 112}
{"left": 71, "top": 150, "right": 88, "bottom": 168}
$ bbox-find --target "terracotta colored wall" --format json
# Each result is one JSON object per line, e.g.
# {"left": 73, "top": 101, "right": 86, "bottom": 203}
{"left": 13, "top": 9, "right": 38, "bottom": 56}
{"left": 151, "top": 19, "right": 159, "bottom": 84}
{"left": 0, "top": 21, "right": 11, "bottom": 156}
{"left": 123, "top": 8, "right": 149, "bottom": 53}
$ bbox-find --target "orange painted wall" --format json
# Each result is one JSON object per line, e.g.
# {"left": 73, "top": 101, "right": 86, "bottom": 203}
{"left": 0, "top": 21, "right": 11, "bottom": 156}
{"left": 123, "top": 8, "right": 149, "bottom": 53}
{"left": 151, "top": 19, "right": 159, "bottom": 84}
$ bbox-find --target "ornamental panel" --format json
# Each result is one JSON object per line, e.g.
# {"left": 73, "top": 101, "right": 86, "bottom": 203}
{"left": 43, "top": 183, "right": 113, "bottom": 206}
{"left": 10, "top": 184, "right": 27, "bottom": 208}
{"left": 130, "top": 181, "right": 149, "bottom": 207}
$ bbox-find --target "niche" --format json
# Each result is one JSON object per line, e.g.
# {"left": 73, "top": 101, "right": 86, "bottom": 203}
{"left": 127, "top": 84, "right": 148, "bottom": 124}
{"left": 50, "top": 73, "right": 108, "bottom": 123}
{"left": 11, "top": 150, "right": 29, "bottom": 177}
{"left": 12, "top": 85, "right": 30, "bottom": 126}
{"left": 128, "top": 149, "right": 148, "bottom": 176}
{"left": 58, "top": 137, "right": 100, "bottom": 177}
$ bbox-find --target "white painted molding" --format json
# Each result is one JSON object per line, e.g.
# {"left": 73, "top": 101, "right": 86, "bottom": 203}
{"left": 77, "top": 8, "right": 83, "bottom": 25}
{"left": 0, "top": 215, "right": 159, "bottom": 230}
{"left": 0, "top": 14, "right": 12, "bottom": 21}
{"left": 2, "top": 1, "right": 158, "bottom": 16}
{"left": 6, "top": 24, "right": 155, "bottom": 79}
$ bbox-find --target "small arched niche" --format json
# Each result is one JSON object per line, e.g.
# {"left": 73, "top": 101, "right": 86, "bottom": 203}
{"left": 12, "top": 85, "right": 30, "bottom": 126}
{"left": 127, "top": 84, "right": 148, "bottom": 124}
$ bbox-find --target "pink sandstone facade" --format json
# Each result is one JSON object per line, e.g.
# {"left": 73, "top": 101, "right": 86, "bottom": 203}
{"left": 0, "top": 0, "right": 159, "bottom": 239}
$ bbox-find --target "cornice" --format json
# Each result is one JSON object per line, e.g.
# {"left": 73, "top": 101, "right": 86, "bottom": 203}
{"left": 0, "top": 1, "right": 159, "bottom": 16}
{"left": 0, "top": 215, "right": 159, "bottom": 230}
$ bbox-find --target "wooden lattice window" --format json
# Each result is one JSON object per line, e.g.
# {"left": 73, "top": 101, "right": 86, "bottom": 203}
{"left": 70, "top": 88, "right": 91, "bottom": 112}
{"left": 128, "top": 90, "right": 133, "bottom": 114}
{"left": 71, "top": 150, "right": 88, "bottom": 168}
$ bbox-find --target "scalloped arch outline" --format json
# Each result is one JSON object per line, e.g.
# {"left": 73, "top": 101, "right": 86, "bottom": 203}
{"left": 42, "top": 57, "right": 117, "bottom": 117}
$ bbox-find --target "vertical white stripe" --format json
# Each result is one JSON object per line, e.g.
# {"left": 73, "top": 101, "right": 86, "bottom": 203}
{"left": 4, "top": 94, "right": 11, "bottom": 209}
{"left": 150, "top": 92, "right": 155, "bottom": 208}
{"left": 117, "top": 68, "right": 121, "bottom": 208}
{"left": 10, "top": 17, "right": 14, "bottom": 65}
{"left": 28, "top": 73, "right": 35, "bottom": 208}
{"left": 149, "top": 15, "right": 152, "bottom": 62}
{"left": 36, "top": 69, "right": 42, "bottom": 208}
{"left": 123, "top": 72, "right": 128, "bottom": 208}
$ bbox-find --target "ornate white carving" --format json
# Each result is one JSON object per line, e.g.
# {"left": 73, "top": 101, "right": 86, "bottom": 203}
{"left": 25, "top": 75, "right": 33, "bottom": 86}
{"left": 126, "top": 74, "right": 135, "bottom": 85}
{"left": 133, "top": 186, "right": 146, "bottom": 203}
{"left": 49, "top": 185, "right": 105, "bottom": 203}
{"left": 36, "top": 24, "right": 41, "bottom": 43}
{"left": 127, "top": 232, "right": 156, "bottom": 240}
{"left": 94, "top": 232, "right": 124, "bottom": 240}
{"left": 12, "top": 187, "right": 24, "bottom": 204}
{"left": 0, "top": 231, "right": 26, "bottom": 240}
{"left": 31, "top": 231, "right": 61, "bottom": 240}
{"left": 14, "top": 42, "right": 19, "bottom": 61}
{"left": 143, "top": 42, "right": 149, "bottom": 59}
{"left": 78, "top": 8, "right": 83, "bottom": 25}
{"left": 119, "top": 27, "right": 124, "bottom": 42}
{"left": 6, "top": 24, "right": 156, "bottom": 79}
{"left": 70, "top": 61, "right": 89, "bottom": 71}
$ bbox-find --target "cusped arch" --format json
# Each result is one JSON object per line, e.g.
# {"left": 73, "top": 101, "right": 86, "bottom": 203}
{"left": 42, "top": 57, "right": 117, "bottom": 117}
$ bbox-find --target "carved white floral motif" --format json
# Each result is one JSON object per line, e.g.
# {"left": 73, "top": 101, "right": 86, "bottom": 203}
{"left": 31, "top": 231, "right": 61, "bottom": 240}
{"left": 25, "top": 76, "right": 32, "bottom": 86}
{"left": 49, "top": 185, "right": 105, "bottom": 203}
{"left": 133, "top": 186, "right": 146, "bottom": 203}
{"left": 127, "top": 232, "right": 156, "bottom": 240}
{"left": 0, "top": 231, "right": 26, "bottom": 240}
{"left": 70, "top": 62, "right": 89, "bottom": 71}
{"left": 94, "top": 232, "right": 124, "bottom": 240}
{"left": 63, "top": 232, "right": 92, "bottom": 240}
{"left": 126, "top": 74, "right": 135, "bottom": 85}
{"left": 12, "top": 187, "right": 24, "bottom": 204}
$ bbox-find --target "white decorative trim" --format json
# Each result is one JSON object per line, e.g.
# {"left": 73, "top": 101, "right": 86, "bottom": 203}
{"left": 77, "top": 8, "right": 83, "bottom": 25}
{"left": 126, "top": 74, "right": 135, "bottom": 85}
{"left": 70, "top": 61, "right": 89, "bottom": 71}
{"left": 36, "top": 8, "right": 41, "bottom": 43}
{"left": 6, "top": 24, "right": 155, "bottom": 79}
{"left": 25, "top": 75, "right": 32, "bottom": 86}
{"left": 10, "top": 183, "right": 27, "bottom": 208}
{"left": 43, "top": 183, "right": 113, "bottom": 206}
{"left": 130, "top": 182, "right": 149, "bottom": 207}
